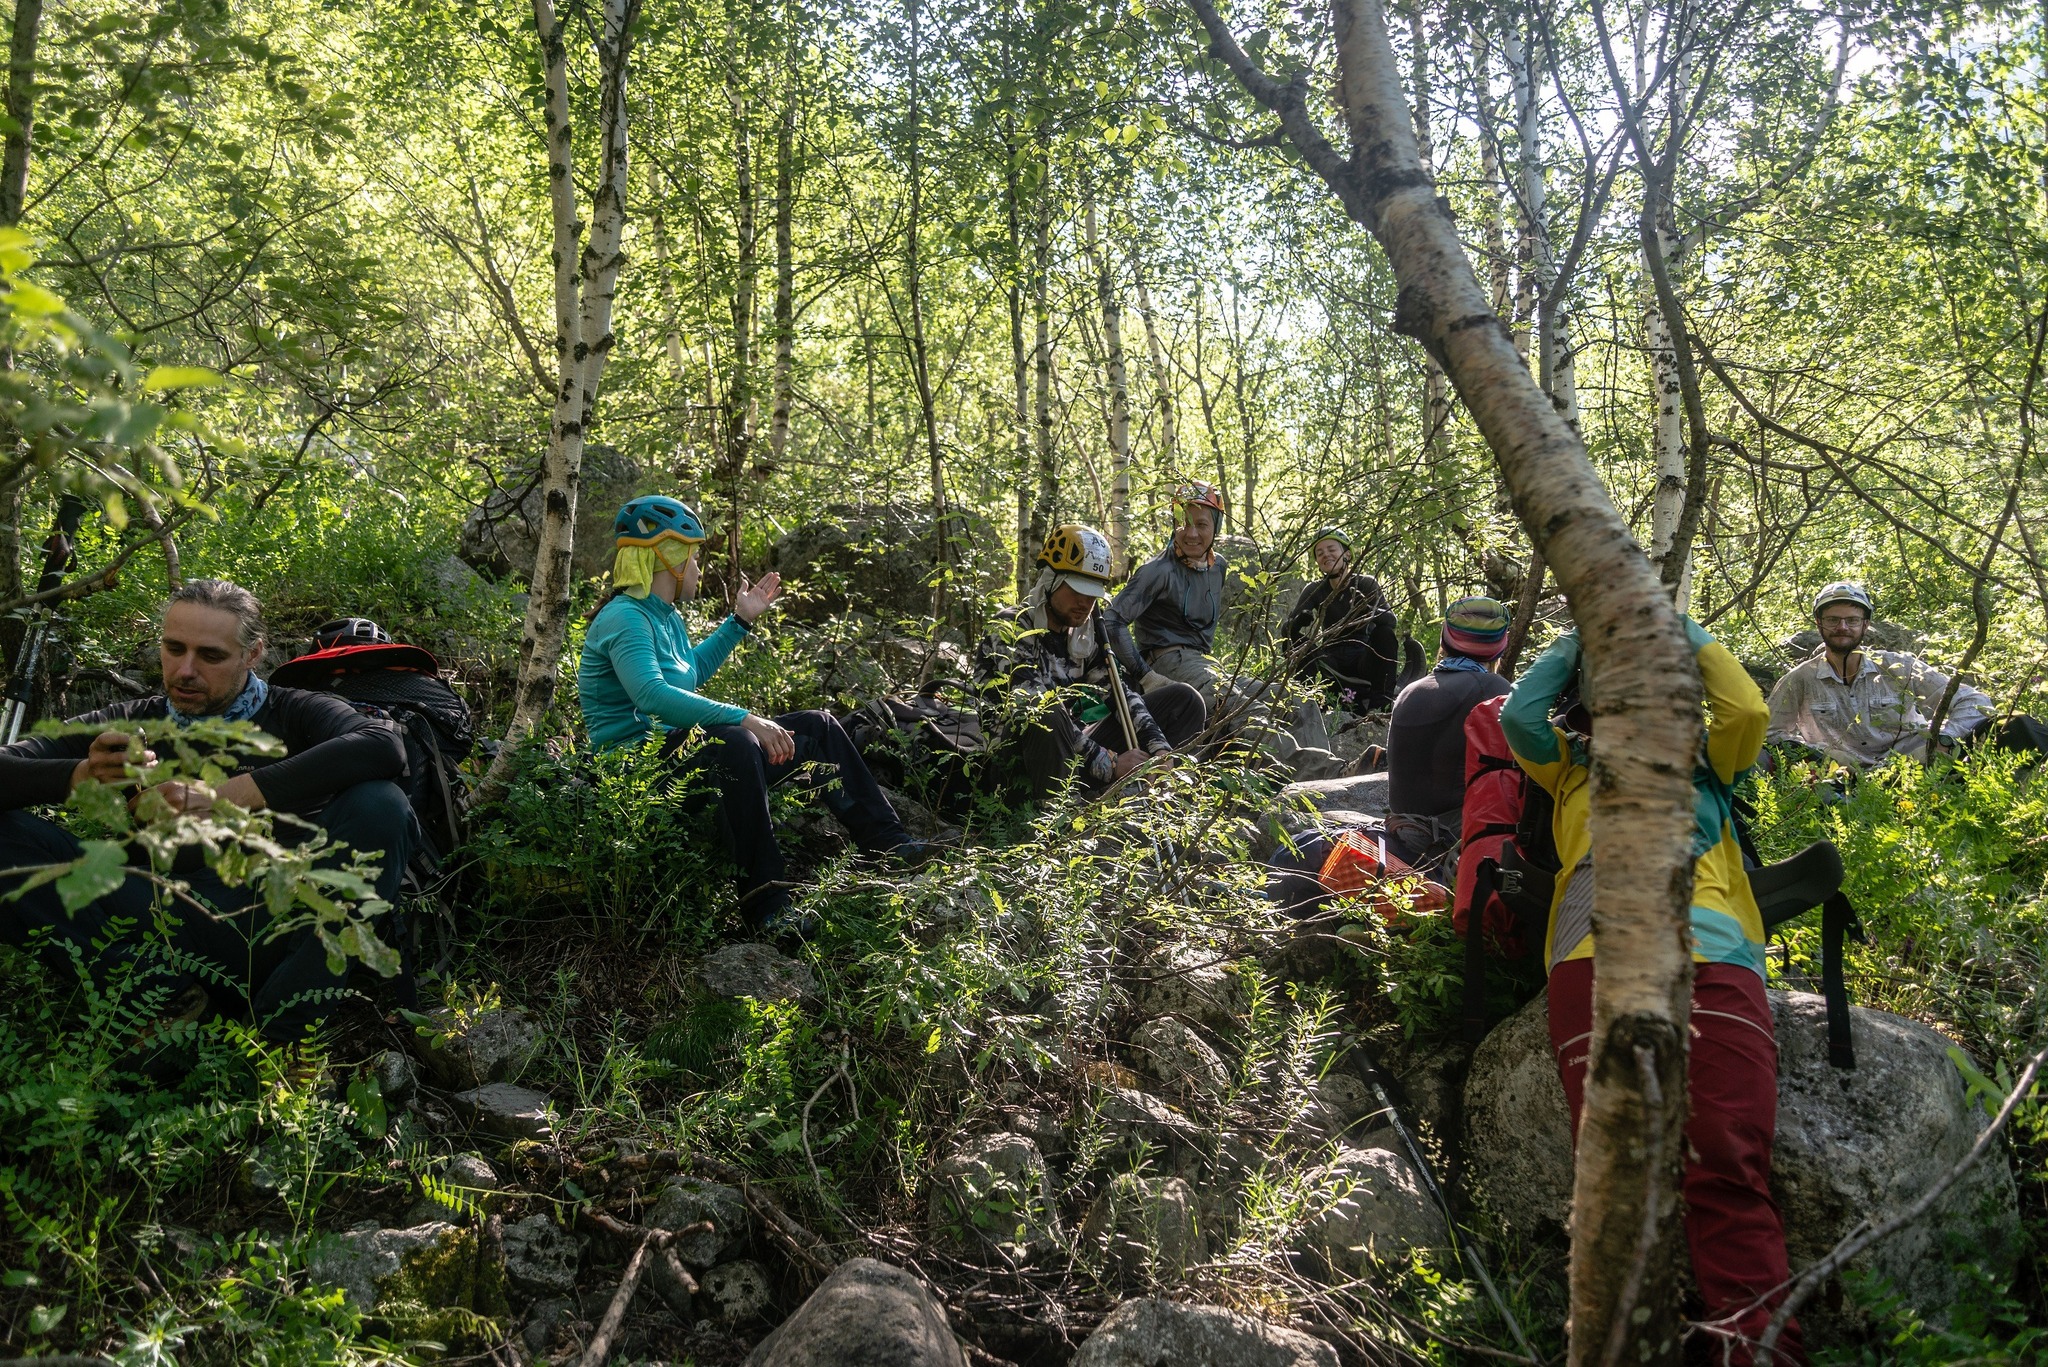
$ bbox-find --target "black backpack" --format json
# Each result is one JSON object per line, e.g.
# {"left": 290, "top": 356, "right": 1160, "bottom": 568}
{"left": 847, "top": 682, "right": 986, "bottom": 808}
{"left": 271, "top": 642, "right": 474, "bottom": 877}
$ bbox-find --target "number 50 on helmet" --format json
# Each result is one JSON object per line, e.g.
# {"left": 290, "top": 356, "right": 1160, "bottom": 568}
{"left": 1037, "top": 524, "right": 1115, "bottom": 597}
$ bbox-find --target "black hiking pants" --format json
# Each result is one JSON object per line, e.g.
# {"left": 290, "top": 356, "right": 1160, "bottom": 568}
{"left": 0, "top": 779, "right": 416, "bottom": 1043}
{"left": 665, "top": 710, "right": 909, "bottom": 921}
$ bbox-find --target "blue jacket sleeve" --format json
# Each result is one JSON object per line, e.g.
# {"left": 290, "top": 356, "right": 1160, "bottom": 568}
{"left": 1502, "top": 633, "right": 1579, "bottom": 765}
{"left": 606, "top": 613, "right": 749, "bottom": 730}
{"left": 688, "top": 614, "right": 751, "bottom": 689}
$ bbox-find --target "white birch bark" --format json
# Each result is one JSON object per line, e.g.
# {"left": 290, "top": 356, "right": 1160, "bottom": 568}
{"left": 1084, "top": 197, "right": 1132, "bottom": 572}
{"left": 482, "top": 0, "right": 638, "bottom": 803}
{"left": 1178, "top": 0, "right": 1704, "bottom": 1358}
{"left": 1131, "top": 257, "right": 1179, "bottom": 490}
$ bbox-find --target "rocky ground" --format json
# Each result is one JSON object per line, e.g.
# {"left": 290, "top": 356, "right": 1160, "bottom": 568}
{"left": 292, "top": 748, "right": 2020, "bottom": 1365}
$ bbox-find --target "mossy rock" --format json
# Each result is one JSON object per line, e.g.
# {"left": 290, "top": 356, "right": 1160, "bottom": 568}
{"left": 308, "top": 1220, "right": 510, "bottom": 1346}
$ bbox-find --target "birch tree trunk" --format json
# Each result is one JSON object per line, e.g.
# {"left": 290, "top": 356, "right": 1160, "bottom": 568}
{"left": 647, "top": 165, "right": 701, "bottom": 498}
{"left": 902, "top": 0, "right": 949, "bottom": 625}
{"left": 481, "top": 0, "right": 640, "bottom": 804}
{"left": 1029, "top": 144, "right": 1056, "bottom": 558}
{"left": 767, "top": 81, "right": 796, "bottom": 474}
{"left": 1084, "top": 197, "right": 1132, "bottom": 571}
{"left": 1409, "top": 4, "right": 1453, "bottom": 468}
{"left": 1182, "top": 0, "right": 1702, "bottom": 1359}
{"left": 723, "top": 79, "right": 757, "bottom": 587}
{"left": 1007, "top": 113, "right": 1032, "bottom": 595}
{"left": 1471, "top": 29, "right": 1513, "bottom": 319}
{"left": 0, "top": 0, "right": 44, "bottom": 643}
{"left": 1, "top": 0, "right": 38, "bottom": 228}
{"left": 1131, "top": 256, "right": 1179, "bottom": 512}
{"left": 1644, "top": 222, "right": 1687, "bottom": 606}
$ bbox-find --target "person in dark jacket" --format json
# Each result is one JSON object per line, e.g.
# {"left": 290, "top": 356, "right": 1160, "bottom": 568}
{"left": 977, "top": 524, "right": 1205, "bottom": 798}
{"left": 0, "top": 579, "right": 413, "bottom": 1044}
{"left": 1282, "top": 527, "right": 1400, "bottom": 708}
{"left": 1384, "top": 596, "right": 1513, "bottom": 870}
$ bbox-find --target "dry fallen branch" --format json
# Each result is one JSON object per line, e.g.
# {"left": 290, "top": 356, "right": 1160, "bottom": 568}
{"left": 694, "top": 1155, "right": 835, "bottom": 1275}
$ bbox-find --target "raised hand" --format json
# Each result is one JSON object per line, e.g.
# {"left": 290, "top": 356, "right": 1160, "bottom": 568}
{"left": 735, "top": 570, "right": 783, "bottom": 626}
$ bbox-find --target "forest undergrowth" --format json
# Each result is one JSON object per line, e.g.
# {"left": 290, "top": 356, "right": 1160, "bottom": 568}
{"left": 0, "top": 609, "right": 2043, "bottom": 1366}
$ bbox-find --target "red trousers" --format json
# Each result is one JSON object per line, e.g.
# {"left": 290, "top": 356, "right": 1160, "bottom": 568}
{"left": 1549, "top": 958, "right": 1806, "bottom": 1366}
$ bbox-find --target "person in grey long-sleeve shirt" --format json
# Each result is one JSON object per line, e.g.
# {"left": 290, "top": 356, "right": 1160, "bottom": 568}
{"left": 1103, "top": 489, "right": 1227, "bottom": 695}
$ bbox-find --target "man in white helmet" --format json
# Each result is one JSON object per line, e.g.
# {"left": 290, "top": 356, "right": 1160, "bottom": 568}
{"left": 1766, "top": 581, "right": 2001, "bottom": 768}
{"left": 977, "top": 524, "right": 1205, "bottom": 797}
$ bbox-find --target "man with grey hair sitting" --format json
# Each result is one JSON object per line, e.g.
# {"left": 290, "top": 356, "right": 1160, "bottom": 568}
{"left": 0, "top": 578, "right": 413, "bottom": 1046}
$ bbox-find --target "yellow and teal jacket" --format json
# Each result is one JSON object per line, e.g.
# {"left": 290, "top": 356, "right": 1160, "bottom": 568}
{"left": 1499, "top": 621, "right": 1771, "bottom": 978}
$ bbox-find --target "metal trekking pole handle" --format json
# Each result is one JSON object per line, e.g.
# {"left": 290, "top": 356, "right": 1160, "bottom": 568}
{"left": 1096, "top": 612, "right": 1141, "bottom": 758}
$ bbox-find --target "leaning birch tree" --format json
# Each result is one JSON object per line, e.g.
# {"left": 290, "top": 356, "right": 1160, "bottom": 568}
{"left": 1180, "top": 0, "right": 1704, "bottom": 1357}
{"left": 480, "top": 0, "right": 641, "bottom": 804}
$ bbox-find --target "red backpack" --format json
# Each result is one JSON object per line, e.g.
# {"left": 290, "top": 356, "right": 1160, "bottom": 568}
{"left": 1455, "top": 695, "right": 1559, "bottom": 1039}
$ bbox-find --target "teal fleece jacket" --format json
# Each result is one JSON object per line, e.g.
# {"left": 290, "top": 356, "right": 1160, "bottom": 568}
{"left": 578, "top": 593, "right": 752, "bottom": 749}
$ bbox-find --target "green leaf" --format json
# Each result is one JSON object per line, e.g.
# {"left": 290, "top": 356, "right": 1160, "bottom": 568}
{"left": 55, "top": 841, "right": 128, "bottom": 913}
{"left": 7, "top": 281, "right": 65, "bottom": 316}
{"left": 346, "top": 1077, "right": 388, "bottom": 1137}
{"left": 141, "top": 365, "right": 223, "bottom": 392}
{"left": 27, "top": 1303, "right": 65, "bottom": 1334}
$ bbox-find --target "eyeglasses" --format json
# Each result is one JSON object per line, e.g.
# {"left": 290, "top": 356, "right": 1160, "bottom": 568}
{"left": 1818, "top": 614, "right": 1865, "bottom": 629}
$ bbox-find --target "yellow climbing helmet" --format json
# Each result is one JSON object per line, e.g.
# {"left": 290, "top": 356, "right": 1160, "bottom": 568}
{"left": 1036, "top": 524, "right": 1115, "bottom": 597}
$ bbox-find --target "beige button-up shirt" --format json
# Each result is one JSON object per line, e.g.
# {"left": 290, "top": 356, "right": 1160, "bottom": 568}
{"left": 1765, "top": 647, "right": 1993, "bottom": 767}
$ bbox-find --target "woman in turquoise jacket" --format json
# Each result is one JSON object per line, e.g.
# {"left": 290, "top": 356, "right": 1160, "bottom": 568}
{"left": 578, "top": 496, "right": 916, "bottom": 935}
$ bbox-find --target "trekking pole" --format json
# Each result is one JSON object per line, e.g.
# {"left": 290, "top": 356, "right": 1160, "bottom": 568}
{"left": 1, "top": 495, "right": 87, "bottom": 745}
{"left": 1361, "top": 1064, "right": 1539, "bottom": 1363}
{"left": 1096, "top": 612, "right": 1142, "bottom": 761}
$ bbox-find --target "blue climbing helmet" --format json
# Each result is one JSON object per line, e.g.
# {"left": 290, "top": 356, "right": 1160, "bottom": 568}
{"left": 614, "top": 495, "right": 707, "bottom": 549}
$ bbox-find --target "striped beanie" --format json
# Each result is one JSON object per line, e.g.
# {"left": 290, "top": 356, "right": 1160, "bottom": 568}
{"left": 1442, "top": 596, "right": 1511, "bottom": 659}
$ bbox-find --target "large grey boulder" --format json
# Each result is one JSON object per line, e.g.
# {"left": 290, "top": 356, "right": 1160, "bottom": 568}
{"left": 771, "top": 502, "right": 996, "bottom": 623}
{"left": 308, "top": 1221, "right": 510, "bottom": 1336}
{"left": 698, "top": 943, "right": 819, "bottom": 1005}
{"left": 1071, "top": 1298, "right": 1338, "bottom": 1367}
{"left": 1079, "top": 1174, "right": 1207, "bottom": 1283}
{"left": 929, "top": 1132, "right": 1062, "bottom": 1264}
{"left": 1297, "top": 1146, "right": 1448, "bottom": 1276}
{"left": 745, "top": 1257, "right": 967, "bottom": 1366}
{"left": 1128, "top": 1018, "right": 1232, "bottom": 1096}
{"left": 649, "top": 1177, "right": 750, "bottom": 1269}
{"left": 702, "top": 1259, "right": 774, "bottom": 1324}
{"left": 1462, "top": 989, "right": 2023, "bottom": 1342}
{"left": 1305, "top": 1071, "right": 1377, "bottom": 1140}
{"left": 1274, "top": 772, "right": 1389, "bottom": 819}
{"left": 458, "top": 443, "right": 643, "bottom": 584}
{"left": 416, "top": 1007, "right": 541, "bottom": 1090}
{"left": 1126, "top": 944, "right": 1250, "bottom": 1034}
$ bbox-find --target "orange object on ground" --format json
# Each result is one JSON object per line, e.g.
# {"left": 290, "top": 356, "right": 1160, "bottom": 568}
{"left": 1317, "top": 827, "right": 1451, "bottom": 920}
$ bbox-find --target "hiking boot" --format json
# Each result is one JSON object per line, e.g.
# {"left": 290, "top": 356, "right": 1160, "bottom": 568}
{"left": 889, "top": 838, "right": 947, "bottom": 868}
